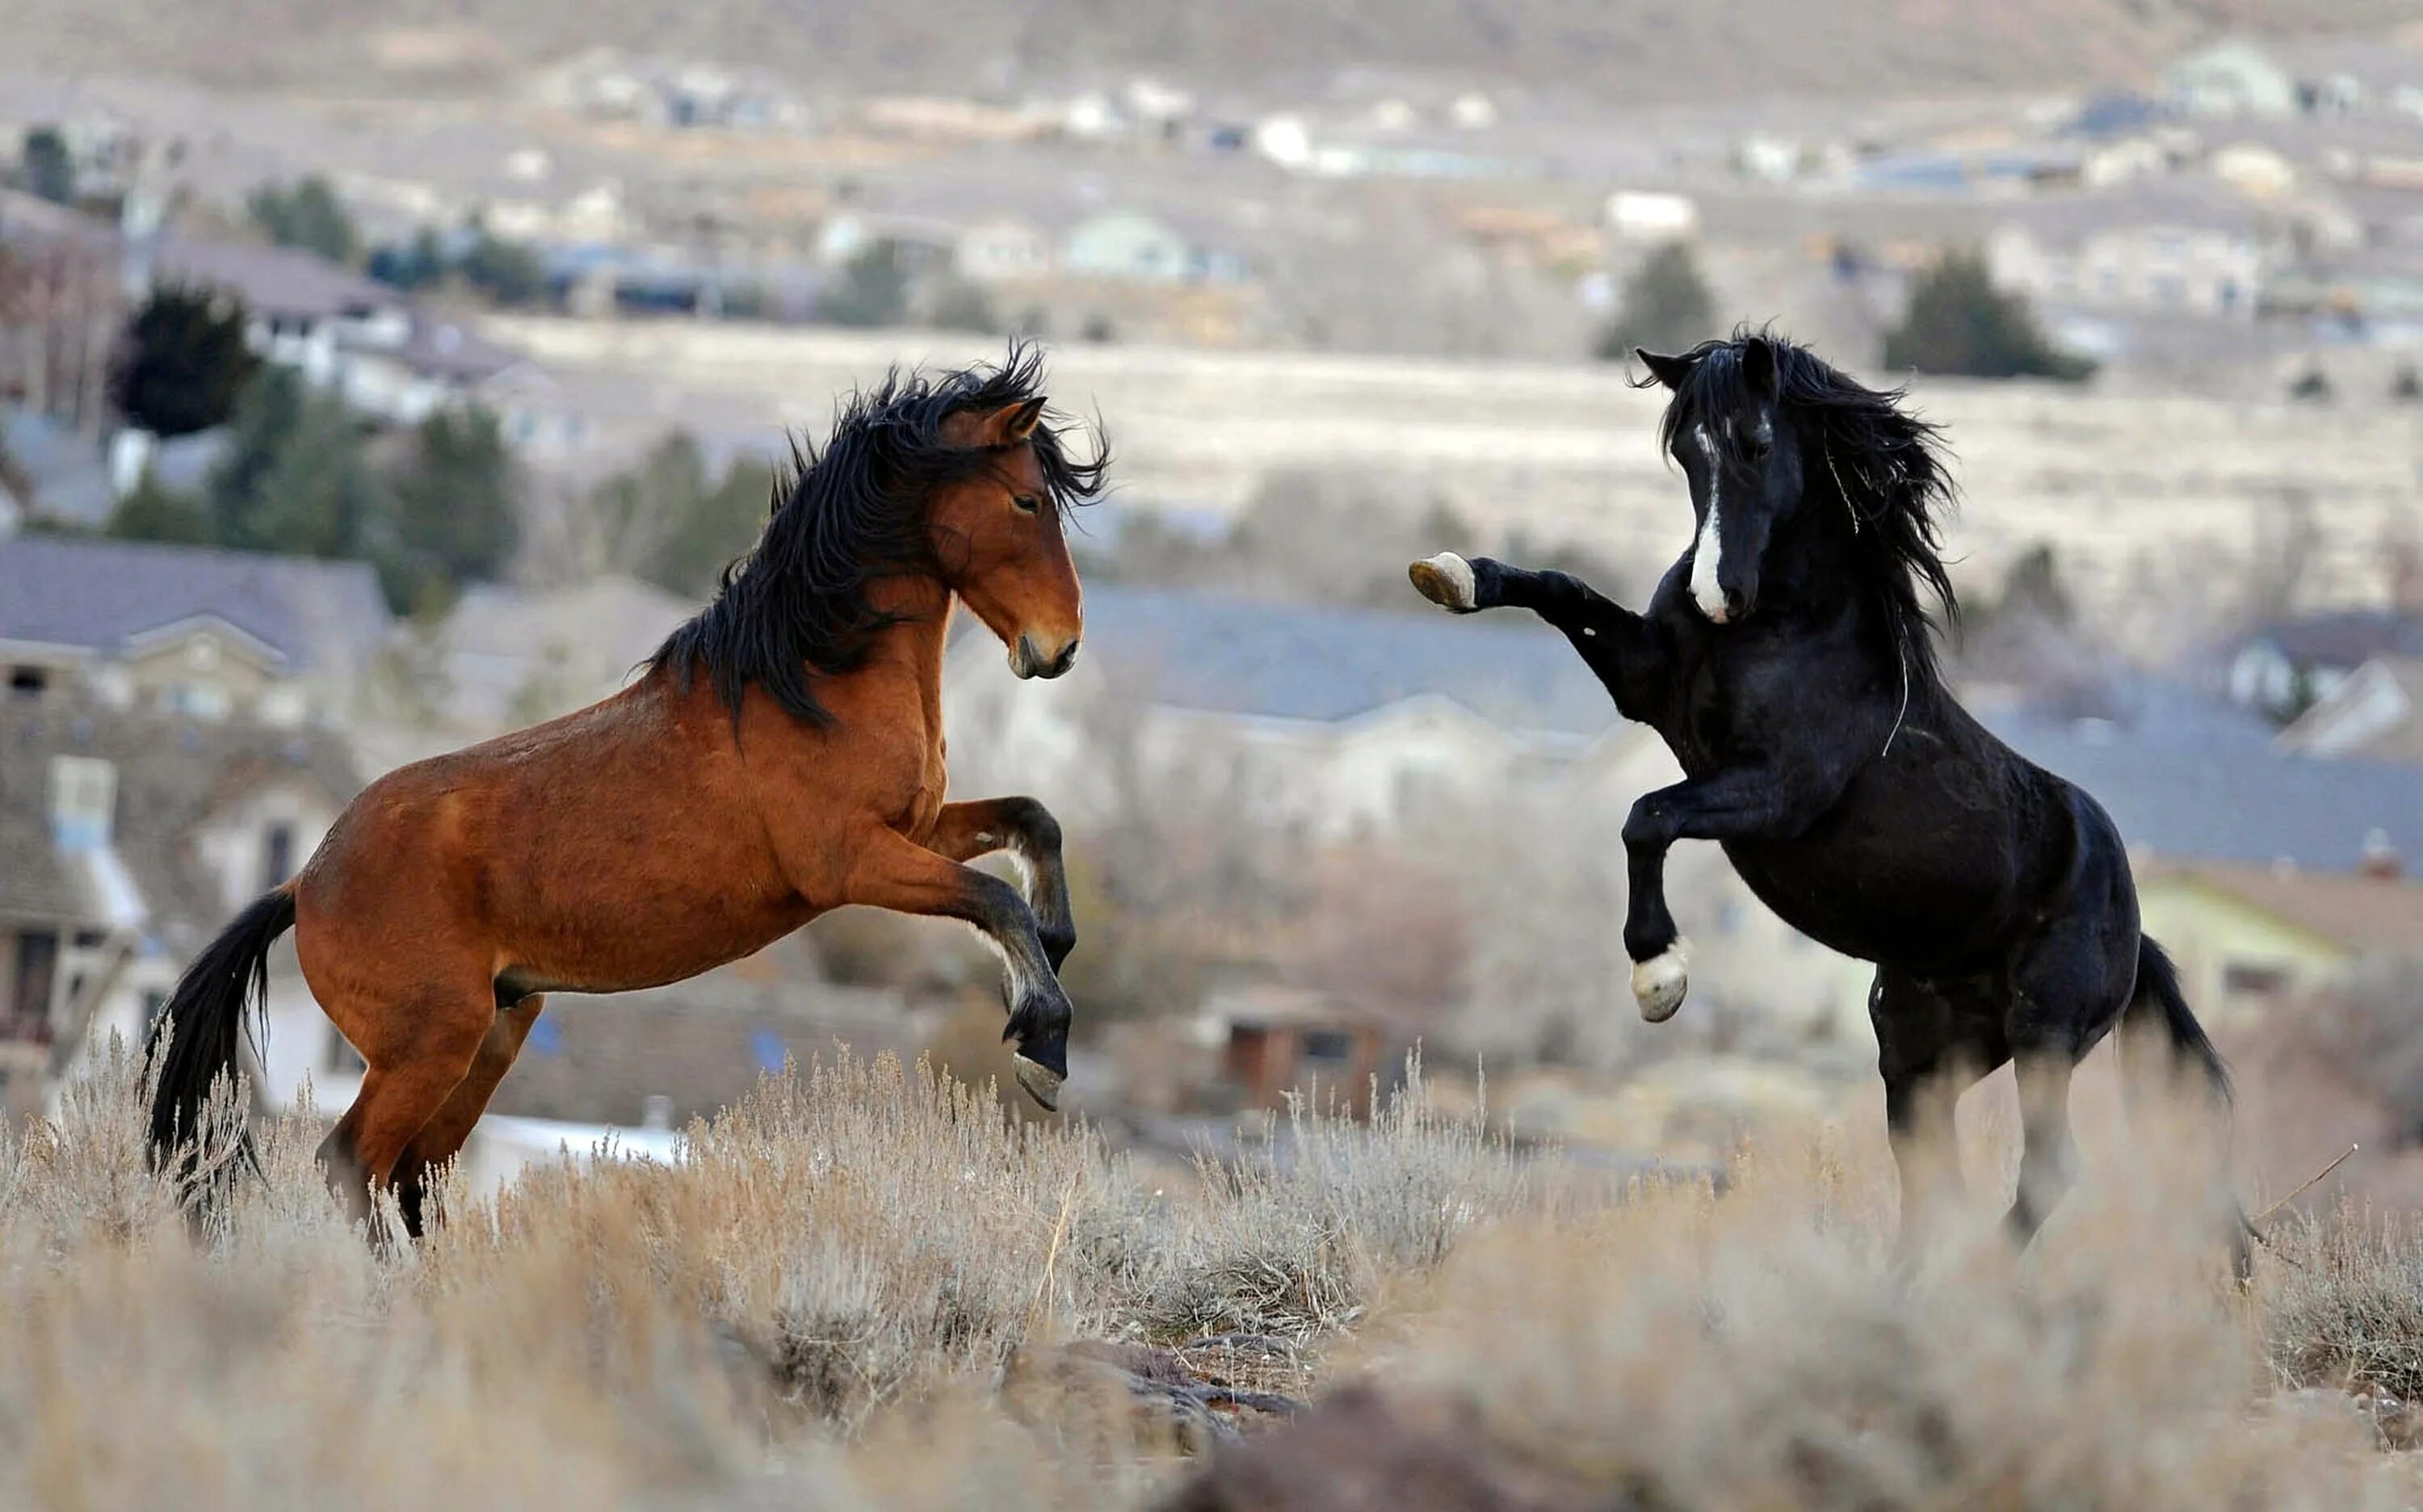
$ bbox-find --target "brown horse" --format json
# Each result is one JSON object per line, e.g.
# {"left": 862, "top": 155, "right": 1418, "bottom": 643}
{"left": 148, "top": 346, "right": 1105, "bottom": 1231}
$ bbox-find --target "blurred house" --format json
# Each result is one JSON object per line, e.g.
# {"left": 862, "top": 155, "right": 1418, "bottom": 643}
{"left": 2276, "top": 657, "right": 2423, "bottom": 763}
{"left": 1063, "top": 211, "right": 1245, "bottom": 285}
{"left": 1988, "top": 183, "right": 2274, "bottom": 320}
{"left": 422, "top": 575, "right": 692, "bottom": 732}
{"left": 1206, "top": 985, "right": 1409, "bottom": 1118}
{"left": 2139, "top": 846, "right": 2421, "bottom": 1030}
{"left": 145, "top": 236, "right": 527, "bottom": 424}
{"left": 943, "top": 585, "right": 1625, "bottom": 840}
{"left": 2212, "top": 610, "right": 2423, "bottom": 724}
{"left": 0, "top": 694, "right": 360, "bottom": 1124}
{"left": 2163, "top": 40, "right": 2299, "bottom": 121}
{"left": 0, "top": 534, "right": 388, "bottom": 725}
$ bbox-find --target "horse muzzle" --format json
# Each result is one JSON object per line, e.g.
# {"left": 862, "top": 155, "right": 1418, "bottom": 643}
{"left": 1011, "top": 633, "right": 1081, "bottom": 680}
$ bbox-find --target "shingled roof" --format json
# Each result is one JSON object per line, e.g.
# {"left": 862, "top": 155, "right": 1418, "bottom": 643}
{"left": 0, "top": 535, "right": 388, "bottom": 675}
{"left": 1056, "top": 586, "right": 1623, "bottom": 740}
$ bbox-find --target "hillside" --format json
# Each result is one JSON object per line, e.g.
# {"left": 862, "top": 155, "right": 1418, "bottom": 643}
{"left": 3, "top": 0, "right": 2416, "bottom": 103}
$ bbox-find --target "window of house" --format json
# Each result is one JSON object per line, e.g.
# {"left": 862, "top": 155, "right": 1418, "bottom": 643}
{"left": 7, "top": 666, "right": 45, "bottom": 698}
{"left": 1301, "top": 1029, "right": 1355, "bottom": 1066}
{"left": 2223, "top": 962, "right": 2290, "bottom": 1000}
{"left": 9, "top": 930, "right": 58, "bottom": 1031}
{"left": 262, "top": 821, "right": 297, "bottom": 891}
{"left": 163, "top": 681, "right": 233, "bottom": 721}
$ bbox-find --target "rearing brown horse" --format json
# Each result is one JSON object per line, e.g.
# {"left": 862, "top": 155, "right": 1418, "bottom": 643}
{"left": 149, "top": 346, "right": 1104, "bottom": 1230}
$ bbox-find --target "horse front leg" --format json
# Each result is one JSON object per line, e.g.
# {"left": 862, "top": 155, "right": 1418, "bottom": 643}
{"left": 929, "top": 797, "right": 1075, "bottom": 972}
{"left": 1620, "top": 763, "right": 1841, "bottom": 1022}
{"left": 838, "top": 828, "right": 1072, "bottom": 1110}
{"left": 1409, "top": 553, "right": 1668, "bottom": 718}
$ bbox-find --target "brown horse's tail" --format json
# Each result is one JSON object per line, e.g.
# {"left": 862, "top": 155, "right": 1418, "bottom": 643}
{"left": 2127, "top": 935, "right": 2232, "bottom": 1105}
{"left": 146, "top": 888, "right": 296, "bottom": 1172}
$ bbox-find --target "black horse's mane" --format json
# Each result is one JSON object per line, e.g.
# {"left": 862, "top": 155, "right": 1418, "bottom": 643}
{"left": 1646, "top": 330, "right": 1960, "bottom": 689}
{"left": 650, "top": 342, "right": 1107, "bottom": 727}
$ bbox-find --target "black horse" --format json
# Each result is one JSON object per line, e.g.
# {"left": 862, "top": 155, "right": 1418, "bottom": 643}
{"left": 1409, "top": 332, "right": 2236, "bottom": 1251}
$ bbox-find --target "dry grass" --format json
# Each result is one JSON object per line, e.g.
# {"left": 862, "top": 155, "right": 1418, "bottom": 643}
{"left": 3, "top": 1038, "right": 2423, "bottom": 1510}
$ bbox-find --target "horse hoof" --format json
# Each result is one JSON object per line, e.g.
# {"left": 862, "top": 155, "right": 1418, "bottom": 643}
{"left": 1631, "top": 939, "right": 1691, "bottom": 1023}
{"left": 1014, "top": 1055, "right": 1065, "bottom": 1112}
{"left": 1409, "top": 553, "right": 1476, "bottom": 612}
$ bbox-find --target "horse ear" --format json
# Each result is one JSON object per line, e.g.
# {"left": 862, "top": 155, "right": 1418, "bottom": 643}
{"left": 1634, "top": 348, "right": 1697, "bottom": 390}
{"left": 986, "top": 397, "right": 1048, "bottom": 447}
{"left": 1741, "top": 337, "right": 1779, "bottom": 399}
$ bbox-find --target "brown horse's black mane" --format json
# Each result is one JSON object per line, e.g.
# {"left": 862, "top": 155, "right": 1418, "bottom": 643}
{"left": 651, "top": 342, "right": 1107, "bottom": 728}
{"left": 1643, "top": 329, "right": 1960, "bottom": 690}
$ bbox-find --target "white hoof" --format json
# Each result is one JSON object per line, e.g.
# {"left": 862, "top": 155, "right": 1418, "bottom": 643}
{"left": 1631, "top": 939, "right": 1691, "bottom": 1023}
{"left": 1014, "top": 1055, "right": 1064, "bottom": 1112}
{"left": 1409, "top": 552, "right": 1477, "bottom": 612}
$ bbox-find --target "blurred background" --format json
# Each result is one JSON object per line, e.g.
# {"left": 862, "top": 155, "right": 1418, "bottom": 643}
{"left": 1, "top": 0, "right": 2420, "bottom": 1208}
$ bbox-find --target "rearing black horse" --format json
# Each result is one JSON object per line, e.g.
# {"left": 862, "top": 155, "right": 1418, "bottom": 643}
{"left": 1409, "top": 332, "right": 2236, "bottom": 1250}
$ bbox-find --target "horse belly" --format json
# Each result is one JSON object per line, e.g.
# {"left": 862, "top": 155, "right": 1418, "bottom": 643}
{"left": 1723, "top": 834, "right": 2018, "bottom": 969}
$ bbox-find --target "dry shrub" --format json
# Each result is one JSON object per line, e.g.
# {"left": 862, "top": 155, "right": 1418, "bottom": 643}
{"left": 2267, "top": 1197, "right": 2423, "bottom": 1401}
{"left": 1128, "top": 1061, "right": 1539, "bottom": 1342}
{"left": 6, "top": 1040, "right": 2423, "bottom": 1510}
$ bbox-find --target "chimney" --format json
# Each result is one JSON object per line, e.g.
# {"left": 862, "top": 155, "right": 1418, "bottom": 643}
{"left": 640, "top": 1094, "right": 674, "bottom": 1132}
{"left": 2360, "top": 828, "right": 2402, "bottom": 881}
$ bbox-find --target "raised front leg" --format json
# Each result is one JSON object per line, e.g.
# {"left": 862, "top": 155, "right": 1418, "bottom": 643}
{"left": 1620, "top": 762, "right": 1846, "bottom": 1020}
{"left": 839, "top": 827, "right": 1073, "bottom": 1110}
{"left": 1409, "top": 553, "right": 1669, "bottom": 719}
{"left": 929, "top": 796, "right": 1075, "bottom": 972}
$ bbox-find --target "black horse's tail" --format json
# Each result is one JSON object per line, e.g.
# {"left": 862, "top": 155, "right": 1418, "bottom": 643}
{"left": 2127, "top": 935, "right": 2232, "bottom": 1104}
{"left": 146, "top": 888, "right": 296, "bottom": 1168}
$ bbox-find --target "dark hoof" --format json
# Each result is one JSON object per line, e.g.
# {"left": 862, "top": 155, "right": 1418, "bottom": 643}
{"left": 1014, "top": 1055, "right": 1065, "bottom": 1111}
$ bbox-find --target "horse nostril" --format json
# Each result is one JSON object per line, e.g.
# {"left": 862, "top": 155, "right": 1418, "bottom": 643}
{"left": 1724, "top": 590, "right": 1752, "bottom": 620}
{"left": 1047, "top": 638, "right": 1080, "bottom": 677}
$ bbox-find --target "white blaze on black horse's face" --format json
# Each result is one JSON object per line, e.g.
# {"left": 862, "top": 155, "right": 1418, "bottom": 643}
{"left": 1640, "top": 338, "right": 1804, "bottom": 626}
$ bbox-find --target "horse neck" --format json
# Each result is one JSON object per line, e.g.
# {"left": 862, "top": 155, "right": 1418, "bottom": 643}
{"left": 1767, "top": 472, "right": 1901, "bottom": 653}
{"left": 864, "top": 573, "right": 955, "bottom": 683}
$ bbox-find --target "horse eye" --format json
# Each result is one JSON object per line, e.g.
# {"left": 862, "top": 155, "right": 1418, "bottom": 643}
{"left": 1012, "top": 494, "right": 1043, "bottom": 515}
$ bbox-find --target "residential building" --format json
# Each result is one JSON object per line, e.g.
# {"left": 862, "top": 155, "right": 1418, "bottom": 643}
{"left": 0, "top": 534, "right": 389, "bottom": 725}
{"left": 2215, "top": 610, "right": 2423, "bottom": 724}
{"left": 956, "top": 216, "right": 1055, "bottom": 284}
{"left": 1063, "top": 212, "right": 1245, "bottom": 286}
{"left": 1988, "top": 184, "right": 2274, "bottom": 319}
{"left": 2277, "top": 657, "right": 2423, "bottom": 764}
{"left": 0, "top": 693, "right": 360, "bottom": 1123}
{"left": 1205, "top": 985, "right": 1410, "bottom": 1118}
{"left": 2138, "top": 853, "right": 2422, "bottom": 1029}
{"left": 2163, "top": 40, "right": 2300, "bottom": 120}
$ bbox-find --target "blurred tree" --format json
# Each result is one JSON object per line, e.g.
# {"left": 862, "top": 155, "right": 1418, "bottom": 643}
{"left": 20, "top": 126, "right": 73, "bottom": 204}
{"left": 930, "top": 280, "right": 999, "bottom": 334}
{"left": 206, "top": 367, "right": 384, "bottom": 565}
{"left": 367, "top": 228, "right": 448, "bottom": 292}
{"left": 1883, "top": 250, "right": 2094, "bottom": 381}
{"left": 386, "top": 405, "right": 521, "bottom": 600}
{"left": 460, "top": 228, "right": 549, "bottom": 308}
{"left": 1594, "top": 242, "right": 1715, "bottom": 360}
{"left": 816, "top": 244, "right": 910, "bottom": 328}
{"left": 106, "top": 472, "right": 212, "bottom": 544}
{"left": 578, "top": 431, "right": 775, "bottom": 599}
{"left": 2395, "top": 365, "right": 2421, "bottom": 402}
{"left": 246, "top": 176, "right": 358, "bottom": 264}
{"left": 110, "top": 286, "right": 260, "bottom": 437}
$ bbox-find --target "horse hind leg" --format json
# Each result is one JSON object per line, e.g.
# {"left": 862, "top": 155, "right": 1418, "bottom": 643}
{"left": 389, "top": 994, "right": 547, "bottom": 1237}
{"left": 315, "top": 976, "right": 496, "bottom": 1232}
{"left": 2007, "top": 1054, "right": 2079, "bottom": 1246}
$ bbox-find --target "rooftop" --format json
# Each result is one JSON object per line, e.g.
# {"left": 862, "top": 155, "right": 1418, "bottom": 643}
{"left": 2147, "top": 859, "right": 2423, "bottom": 955}
{"left": 0, "top": 533, "right": 389, "bottom": 674}
{"left": 1064, "top": 585, "right": 1624, "bottom": 740}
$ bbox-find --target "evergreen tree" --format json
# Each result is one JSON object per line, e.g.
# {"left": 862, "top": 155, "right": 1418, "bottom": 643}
{"left": 207, "top": 368, "right": 382, "bottom": 561}
{"left": 368, "top": 229, "right": 448, "bottom": 292}
{"left": 110, "top": 287, "right": 261, "bottom": 437}
{"left": 816, "top": 244, "right": 910, "bottom": 328}
{"left": 247, "top": 176, "right": 359, "bottom": 264}
{"left": 1883, "top": 250, "right": 2093, "bottom": 381}
{"left": 107, "top": 472, "right": 213, "bottom": 544}
{"left": 1594, "top": 242, "right": 1717, "bottom": 361}
{"left": 459, "top": 229, "right": 548, "bottom": 307}
{"left": 20, "top": 126, "right": 73, "bottom": 204}
{"left": 387, "top": 405, "right": 520, "bottom": 598}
